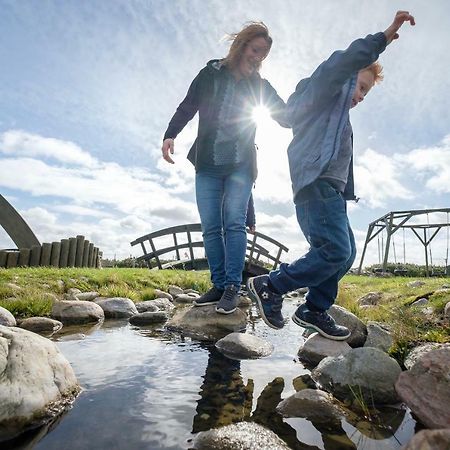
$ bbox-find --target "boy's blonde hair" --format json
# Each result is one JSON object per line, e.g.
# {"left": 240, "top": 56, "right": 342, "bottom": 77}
{"left": 222, "top": 22, "right": 272, "bottom": 72}
{"left": 362, "top": 61, "right": 384, "bottom": 84}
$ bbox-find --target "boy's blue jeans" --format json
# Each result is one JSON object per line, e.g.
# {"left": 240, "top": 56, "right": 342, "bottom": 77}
{"left": 269, "top": 179, "right": 356, "bottom": 311}
{"left": 195, "top": 166, "right": 253, "bottom": 290}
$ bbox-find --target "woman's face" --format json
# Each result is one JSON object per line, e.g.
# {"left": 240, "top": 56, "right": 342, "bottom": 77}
{"left": 237, "top": 36, "right": 270, "bottom": 78}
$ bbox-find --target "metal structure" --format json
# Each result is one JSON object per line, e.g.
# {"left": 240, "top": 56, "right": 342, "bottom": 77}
{"left": 358, "top": 208, "right": 450, "bottom": 276}
{"left": 131, "top": 223, "right": 289, "bottom": 279}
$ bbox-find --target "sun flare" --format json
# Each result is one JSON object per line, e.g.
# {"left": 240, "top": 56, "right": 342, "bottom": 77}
{"left": 252, "top": 105, "right": 271, "bottom": 126}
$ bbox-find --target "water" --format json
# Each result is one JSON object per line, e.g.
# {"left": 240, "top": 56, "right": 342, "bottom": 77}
{"left": 5, "top": 302, "right": 417, "bottom": 449}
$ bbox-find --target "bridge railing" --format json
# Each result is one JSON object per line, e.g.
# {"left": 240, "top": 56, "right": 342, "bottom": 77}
{"left": 130, "top": 223, "right": 288, "bottom": 271}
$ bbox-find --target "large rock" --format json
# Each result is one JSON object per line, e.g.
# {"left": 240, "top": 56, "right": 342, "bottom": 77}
{"left": 312, "top": 347, "right": 402, "bottom": 405}
{"left": 404, "top": 342, "right": 450, "bottom": 370}
{"left": 329, "top": 305, "right": 367, "bottom": 347}
{"left": 0, "top": 306, "right": 16, "bottom": 327}
{"left": 395, "top": 347, "right": 450, "bottom": 429}
{"left": 364, "top": 322, "right": 393, "bottom": 352}
{"left": 135, "top": 301, "right": 159, "bottom": 313}
{"left": 402, "top": 429, "right": 450, "bottom": 450}
{"left": 95, "top": 297, "right": 138, "bottom": 318}
{"left": 193, "top": 422, "right": 290, "bottom": 450}
{"left": 276, "top": 389, "right": 344, "bottom": 423}
{"left": 298, "top": 333, "right": 352, "bottom": 367}
{"left": 167, "top": 305, "right": 247, "bottom": 340}
{"left": 19, "top": 317, "right": 63, "bottom": 335}
{"left": 215, "top": 332, "right": 273, "bottom": 359}
{"left": 0, "top": 326, "right": 80, "bottom": 440}
{"left": 150, "top": 298, "right": 175, "bottom": 311}
{"left": 153, "top": 290, "right": 173, "bottom": 301}
{"left": 51, "top": 300, "right": 104, "bottom": 324}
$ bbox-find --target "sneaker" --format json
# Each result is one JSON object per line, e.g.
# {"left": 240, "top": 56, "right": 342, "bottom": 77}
{"left": 292, "top": 303, "right": 351, "bottom": 341}
{"left": 246, "top": 275, "right": 284, "bottom": 329}
{"left": 215, "top": 285, "right": 239, "bottom": 314}
{"left": 193, "top": 286, "right": 224, "bottom": 307}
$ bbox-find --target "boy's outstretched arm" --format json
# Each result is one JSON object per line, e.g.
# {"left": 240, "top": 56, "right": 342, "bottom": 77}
{"left": 384, "top": 10, "right": 415, "bottom": 44}
{"left": 287, "top": 10, "right": 416, "bottom": 115}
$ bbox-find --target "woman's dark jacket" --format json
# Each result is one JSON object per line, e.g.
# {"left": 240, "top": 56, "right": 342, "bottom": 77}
{"left": 163, "top": 59, "right": 290, "bottom": 180}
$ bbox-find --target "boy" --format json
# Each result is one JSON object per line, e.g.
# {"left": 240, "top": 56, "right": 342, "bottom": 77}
{"left": 247, "top": 11, "right": 415, "bottom": 340}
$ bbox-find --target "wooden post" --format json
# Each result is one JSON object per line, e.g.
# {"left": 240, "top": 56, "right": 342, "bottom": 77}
{"left": 6, "top": 251, "right": 19, "bottom": 268}
{"left": 82, "top": 240, "right": 90, "bottom": 267}
{"left": 40, "top": 243, "right": 52, "bottom": 266}
{"left": 0, "top": 250, "right": 8, "bottom": 268}
{"left": 29, "top": 245, "right": 42, "bottom": 267}
{"left": 93, "top": 247, "right": 99, "bottom": 268}
{"left": 50, "top": 242, "right": 61, "bottom": 267}
{"left": 75, "top": 235, "right": 85, "bottom": 267}
{"left": 68, "top": 237, "right": 77, "bottom": 267}
{"left": 88, "top": 243, "right": 94, "bottom": 267}
{"left": 59, "top": 239, "right": 70, "bottom": 268}
{"left": 18, "top": 248, "right": 31, "bottom": 267}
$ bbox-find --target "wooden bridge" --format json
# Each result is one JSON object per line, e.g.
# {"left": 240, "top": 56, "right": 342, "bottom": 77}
{"left": 130, "top": 223, "right": 289, "bottom": 279}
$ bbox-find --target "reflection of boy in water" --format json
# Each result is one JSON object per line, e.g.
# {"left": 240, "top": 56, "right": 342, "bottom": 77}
{"left": 192, "top": 346, "right": 254, "bottom": 433}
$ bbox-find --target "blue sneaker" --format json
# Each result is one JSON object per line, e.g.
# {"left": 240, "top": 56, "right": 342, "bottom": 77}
{"left": 193, "top": 286, "right": 223, "bottom": 307}
{"left": 215, "top": 285, "right": 239, "bottom": 314}
{"left": 247, "top": 275, "right": 284, "bottom": 329}
{"left": 292, "top": 303, "right": 351, "bottom": 341}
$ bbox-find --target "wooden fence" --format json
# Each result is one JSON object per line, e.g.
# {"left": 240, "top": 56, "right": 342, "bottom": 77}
{"left": 0, "top": 235, "right": 101, "bottom": 269}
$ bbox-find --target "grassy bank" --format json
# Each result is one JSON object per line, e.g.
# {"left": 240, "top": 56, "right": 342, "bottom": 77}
{"left": 0, "top": 268, "right": 448, "bottom": 362}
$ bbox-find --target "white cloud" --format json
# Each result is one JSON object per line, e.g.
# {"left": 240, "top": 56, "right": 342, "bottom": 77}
{"left": 0, "top": 130, "right": 97, "bottom": 167}
{"left": 355, "top": 148, "right": 411, "bottom": 208}
{"left": 397, "top": 134, "right": 450, "bottom": 193}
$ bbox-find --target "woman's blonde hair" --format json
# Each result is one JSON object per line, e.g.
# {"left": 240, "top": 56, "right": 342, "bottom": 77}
{"left": 222, "top": 22, "right": 272, "bottom": 72}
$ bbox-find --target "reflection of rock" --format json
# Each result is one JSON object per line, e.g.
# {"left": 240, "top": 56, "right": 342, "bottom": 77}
{"left": 402, "top": 429, "right": 450, "bottom": 450}
{"left": 0, "top": 326, "right": 80, "bottom": 441}
{"left": 312, "top": 347, "right": 402, "bottom": 405}
{"left": 52, "top": 321, "right": 104, "bottom": 341}
{"left": 277, "top": 389, "right": 344, "bottom": 424}
{"left": 167, "top": 305, "right": 247, "bottom": 340}
{"left": 215, "top": 332, "right": 273, "bottom": 359}
{"left": 129, "top": 311, "right": 168, "bottom": 325}
{"left": 396, "top": 347, "right": 450, "bottom": 429}
{"left": 192, "top": 347, "right": 253, "bottom": 433}
{"left": 193, "top": 422, "right": 291, "bottom": 450}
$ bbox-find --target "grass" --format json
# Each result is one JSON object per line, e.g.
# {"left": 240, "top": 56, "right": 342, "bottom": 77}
{"left": 1, "top": 268, "right": 449, "bottom": 364}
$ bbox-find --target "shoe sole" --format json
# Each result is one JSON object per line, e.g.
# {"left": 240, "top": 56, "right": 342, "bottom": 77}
{"left": 215, "top": 306, "right": 237, "bottom": 314}
{"left": 193, "top": 300, "right": 219, "bottom": 307}
{"left": 247, "top": 278, "right": 283, "bottom": 330}
{"left": 291, "top": 314, "right": 350, "bottom": 341}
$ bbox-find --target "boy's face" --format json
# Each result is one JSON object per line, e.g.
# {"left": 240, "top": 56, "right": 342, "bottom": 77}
{"left": 351, "top": 70, "right": 376, "bottom": 108}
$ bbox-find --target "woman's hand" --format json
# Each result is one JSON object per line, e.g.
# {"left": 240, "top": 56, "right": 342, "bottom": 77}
{"left": 384, "top": 11, "right": 415, "bottom": 45}
{"left": 162, "top": 138, "right": 175, "bottom": 164}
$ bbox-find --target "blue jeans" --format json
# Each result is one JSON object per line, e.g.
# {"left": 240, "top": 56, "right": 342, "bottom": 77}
{"left": 195, "top": 166, "right": 253, "bottom": 289}
{"left": 269, "top": 180, "right": 356, "bottom": 311}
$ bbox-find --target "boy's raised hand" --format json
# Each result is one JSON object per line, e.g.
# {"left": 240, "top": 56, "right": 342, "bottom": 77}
{"left": 384, "top": 11, "right": 416, "bottom": 44}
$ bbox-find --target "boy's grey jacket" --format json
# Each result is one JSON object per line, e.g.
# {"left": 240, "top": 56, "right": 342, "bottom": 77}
{"left": 286, "top": 32, "right": 387, "bottom": 201}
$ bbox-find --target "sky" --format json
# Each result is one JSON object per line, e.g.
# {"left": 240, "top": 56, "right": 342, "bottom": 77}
{"left": 1, "top": 0, "right": 449, "bottom": 269}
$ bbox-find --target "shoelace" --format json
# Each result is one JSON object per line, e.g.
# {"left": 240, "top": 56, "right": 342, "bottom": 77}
{"left": 222, "top": 288, "right": 237, "bottom": 303}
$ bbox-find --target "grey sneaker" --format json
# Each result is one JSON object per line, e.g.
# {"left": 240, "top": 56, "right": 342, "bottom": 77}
{"left": 215, "top": 285, "right": 239, "bottom": 314}
{"left": 193, "top": 286, "right": 224, "bottom": 307}
{"left": 246, "top": 275, "right": 284, "bottom": 329}
{"left": 292, "top": 303, "right": 351, "bottom": 341}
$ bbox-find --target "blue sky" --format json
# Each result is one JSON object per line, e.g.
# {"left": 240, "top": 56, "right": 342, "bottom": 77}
{"left": 1, "top": 0, "right": 449, "bottom": 267}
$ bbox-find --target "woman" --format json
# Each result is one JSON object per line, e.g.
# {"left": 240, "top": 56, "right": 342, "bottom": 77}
{"left": 162, "top": 22, "right": 289, "bottom": 314}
